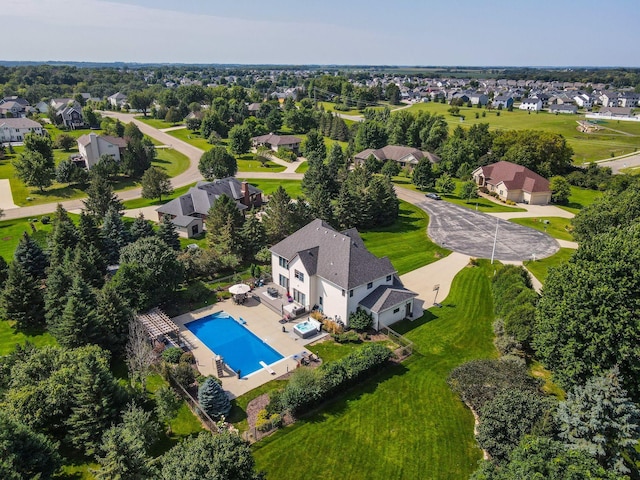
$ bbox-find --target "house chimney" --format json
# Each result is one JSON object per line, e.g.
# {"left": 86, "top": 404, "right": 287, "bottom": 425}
{"left": 241, "top": 181, "right": 250, "bottom": 206}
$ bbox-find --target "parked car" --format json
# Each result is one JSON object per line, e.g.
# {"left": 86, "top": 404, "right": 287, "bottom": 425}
{"left": 425, "top": 193, "right": 441, "bottom": 200}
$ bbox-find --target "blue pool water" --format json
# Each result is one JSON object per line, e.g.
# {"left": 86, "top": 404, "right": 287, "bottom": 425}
{"left": 186, "top": 312, "right": 283, "bottom": 376}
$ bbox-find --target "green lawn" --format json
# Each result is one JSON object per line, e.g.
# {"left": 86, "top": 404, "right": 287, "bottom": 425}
{"left": 403, "top": 102, "right": 640, "bottom": 163}
{"left": 166, "top": 128, "right": 213, "bottom": 151}
{"left": 360, "top": 201, "right": 450, "bottom": 275}
{"left": 0, "top": 320, "right": 57, "bottom": 356}
{"left": 253, "top": 261, "right": 497, "bottom": 480}
{"left": 0, "top": 215, "right": 55, "bottom": 261}
{"left": 524, "top": 248, "right": 575, "bottom": 284}
{"left": 236, "top": 154, "right": 285, "bottom": 173}
{"left": 121, "top": 182, "right": 196, "bottom": 210}
{"left": 135, "top": 116, "right": 183, "bottom": 130}
{"left": 241, "top": 179, "right": 303, "bottom": 198}
{"left": 294, "top": 160, "right": 309, "bottom": 173}
{"left": 317, "top": 101, "right": 407, "bottom": 117}
{"left": 510, "top": 217, "right": 574, "bottom": 241}
{"left": 558, "top": 186, "right": 602, "bottom": 214}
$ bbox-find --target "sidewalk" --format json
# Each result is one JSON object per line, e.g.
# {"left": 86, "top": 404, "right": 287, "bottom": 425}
{"left": 0, "top": 179, "right": 19, "bottom": 210}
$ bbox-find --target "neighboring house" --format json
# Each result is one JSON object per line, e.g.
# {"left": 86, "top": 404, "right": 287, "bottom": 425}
{"left": 156, "top": 178, "right": 262, "bottom": 238}
{"left": 270, "top": 219, "right": 418, "bottom": 330}
{"left": 0, "top": 117, "right": 45, "bottom": 143}
{"left": 472, "top": 161, "right": 551, "bottom": 205}
{"left": 77, "top": 132, "right": 127, "bottom": 169}
{"left": 468, "top": 93, "right": 489, "bottom": 106}
{"left": 251, "top": 133, "right": 302, "bottom": 154}
{"left": 0, "top": 97, "right": 29, "bottom": 117}
{"left": 619, "top": 93, "right": 640, "bottom": 108}
{"left": 597, "top": 106, "right": 634, "bottom": 118}
{"left": 354, "top": 145, "right": 440, "bottom": 169}
{"left": 549, "top": 104, "right": 578, "bottom": 114}
{"left": 519, "top": 98, "right": 543, "bottom": 111}
{"left": 492, "top": 95, "right": 514, "bottom": 109}
{"left": 600, "top": 92, "right": 619, "bottom": 107}
{"left": 35, "top": 101, "right": 49, "bottom": 114}
{"left": 108, "top": 92, "right": 128, "bottom": 108}
{"left": 247, "top": 102, "right": 262, "bottom": 115}
{"left": 573, "top": 93, "right": 592, "bottom": 108}
{"left": 50, "top": 98, "right": 84, "bottom": 129}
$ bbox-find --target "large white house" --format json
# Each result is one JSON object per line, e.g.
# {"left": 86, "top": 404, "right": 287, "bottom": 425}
{"left": 519, "top": 98, "right": 543, "bottom": 111}
{"left": 270, "top": 219, "right": 418, "bottom": 330}
{"left": 77, "top": 132, "right": 127, "bottom": 169}
{"left": 0, "top": 117, "right": 45, "bottom": 143}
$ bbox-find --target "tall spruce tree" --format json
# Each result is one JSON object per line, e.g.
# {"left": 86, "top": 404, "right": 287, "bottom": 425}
{"left": 73, "top": 244, "right": 105, "bottom": 289}
{"left": 48, "top": 204, "right": 78, "bottom": 266}
{"left": 0, "top": 256, "right": 8, "bottom": 290}
{"left": 78, "top": 211, "right": 104, "bottom": 253}
{"left": 130, "top": 213, "right": 155, "bottom": 241}
{"left": 50, "top": 274, "right": 99, "bottom": 348}
{"left": 95, "top": 284, "right": 133, "bottom": 355}
{"left": 239, "top": 213, "right": 267, "bottom": 261}
{"left": 205, "top": 195, "right": 243, "bottom": 251}
{"left": 198, "top": 377, "right": 231, "bottom": 419}
{"left": 44, "top": 262, "right": 73, "bottom": 330}
{"left": 262, "top": 186, "right": 293, "bottom": 244}
{"left": 0, "top": 261, "right": 45, "bottom": 330}
{"left": 102, "top": 207, "right": 131, "bottom": 265}
{"left": 84, "top": 175, "right": 123, "bottom": 218}
{"left": 157, "top": 215, "right": 180, "bottom": 251}
{"left": 14, "top": 231, "right": 48, "bottom": 279}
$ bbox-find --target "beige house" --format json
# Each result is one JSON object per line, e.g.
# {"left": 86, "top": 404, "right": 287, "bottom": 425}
{"left": 472, "top": 161, "right": 551, "bottom": 205}
{"left": 354, "top": 145, "right": 440, "bottom": 169}
{"left": 77, "top": 133, "right": 127, "bottom": 169}
{"left": 251, "top": 133, "right": 302, "bottom": 154}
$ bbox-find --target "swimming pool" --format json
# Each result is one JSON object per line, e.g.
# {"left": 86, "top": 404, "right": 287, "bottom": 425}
{"left": 186, "top": 312, "right": 283, "bottom": 376}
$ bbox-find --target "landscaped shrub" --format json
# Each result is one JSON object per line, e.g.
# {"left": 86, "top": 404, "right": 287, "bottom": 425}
{"left": 162, "top": 347, "right": 183, "bottom": 364}
{"left": 198, "top": 377, "right": 231, "bottom": 419}
{"left": 255, "top": 409, "right": 283, "bottom": 432}
{"left": 40, "top": 215, "right": 51, "bottom": 224}
{"left": 348, "top": 308, "right": 372, "bottom": 331}
{"left": 274, "top": 148, "right": 297, "bottom": 162}
{"left": 172, "top": 362, "right": 196, "bottom": 388}
{"left": 332, "top": 330, "right": 360, "bottom": 344}
{"left": 321, "top": 318, "right": 343, "bottom": 334}
{"left": 180, "top": 352, "right": 196, "bottom": 365}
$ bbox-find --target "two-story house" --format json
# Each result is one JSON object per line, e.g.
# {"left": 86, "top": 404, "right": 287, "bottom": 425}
{"left": 0, "top": 118, "right": 45, "bottom": 143}
{"left": 77, "top": 132, "right": 127, "bottom": 169}
{"left": 270, "top": 219, "right": 418, "bottom": 330}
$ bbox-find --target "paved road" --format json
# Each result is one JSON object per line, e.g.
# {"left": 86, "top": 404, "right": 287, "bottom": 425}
{"left": 596, "top": 152, "right": 640, "bottom": 173}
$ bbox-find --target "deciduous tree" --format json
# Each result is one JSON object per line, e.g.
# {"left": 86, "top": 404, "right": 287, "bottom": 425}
{"left": 198, "top": 146, "right": 237, "bottom": 180}
{"left": 141, "top": 166, "right": 173, "bottom": 202}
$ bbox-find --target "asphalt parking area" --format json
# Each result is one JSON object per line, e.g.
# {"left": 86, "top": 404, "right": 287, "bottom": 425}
{"left": 418, "top": 199, "right": 559, "bottom": 261}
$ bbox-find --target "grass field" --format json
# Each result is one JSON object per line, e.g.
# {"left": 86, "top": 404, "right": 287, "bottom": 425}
{"left": 166, "top": 128, "right": 214, "bottom": 151}
{"left": 558, "top": 186, "right": 602, "bottom": 214}
{"left": 135, "top": 116, "right": 183, "bottom": 130}
{"left": 318, "top": 101, "right": 407, "bottom": 117}
{"left": 360, "top": 201, "right": 450, "bottom": 275}
{"left": 0, "top": 143, "right": 188, "bottom": 206}
{"left": 524, "top": 247, "right": 575, "bottom": 284}
{"left": 0, "top": 215, "right": 54, "bottom": 261}
{"left": 510, "top": 217, "right": 574, "bottom": 241}
{"left": 236, "top": 154, "right": 285, "bottom": 173}
{"left": 253, "top": 261, "right": 497, "bottom": 480}
{"left": 0, "top": 320, "right": 57, "bottom": 356}
{"left": 294, "top": 160, "right": 309, "bottom": 173}
{"left": 241, "top": 179, "right": 303, "bottom": 198}
{"left": 401, "top": 102, "right": 640, "bottom": 164}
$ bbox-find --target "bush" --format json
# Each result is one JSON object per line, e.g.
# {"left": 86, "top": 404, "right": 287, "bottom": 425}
{"left": 180, "top": 352, "right": 196, "bottom": 365}
{"left": 255, "top": 409, "right": 283, "bottom": 432}
{"left": 348, "top": 308, "right": 372, "bottom": 331}
{"left": 40, "top": 215, "right": 50, "bottom": 224}
{"left": 198, "top": 377, "right": 231, "bottom": 419}
{"left": 162, "top": 347, "right": 184, "bottom": 364}
{"left": 172, "top": 362, "right": 196, "bottom": 388}
{"left": 321, "top": 318, "right": 343, "bottom": 334}
{"left": 332, "top": 330, "right": 360, "bottom": 344}
{"left": 274, "top": 148, "right": 297, "bottom": 162}
{"left": 183, "top": 281, "right": 214, "bottom": 304}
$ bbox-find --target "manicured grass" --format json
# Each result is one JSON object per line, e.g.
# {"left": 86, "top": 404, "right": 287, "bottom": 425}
{"left": 558, "top": 186, "right": 602, "bottom": 214}
{"left": 253, "top": 261, "right": 497, "bottom": 480}
{"left": 241, "top": 179, "right": 303, "bottom": 198}
{"left": 153, "top": 147, "right": 190, "bottom": 178}
{"left": 166, "top": 128, "right": 213, "bottom": 151}
{"left": 510, "top": 217, "right": 574, "bottom": 241}
{"left": 360, "top": 201, "right": 450, "bottom": 275}
{"left": 122, "top": 182, "right": 196, "bottom": 210}
{"left": 523, "top": 247, "right": 575, "bottom": 284}
{"left": 294, "top": 160, "right": 309, "bottom": 173}
{"left": 135, "top": 116, "right": 183, "bottom": 130}
{"left": 236, "top": 154, "right": 285, "bottom": 173}
{"left": 294, "top": 132, "right": 349, "bottom": 152}
{"left": 403, "top": 102, "right": 640, "bottom": 163}
{"left": 0, "top": 215, "right": 55, "bottom": 261}
{"left": 0, "top": 320, "right": 57, "bottom": 356}
{"left": 317, "top": 101, "right": 407, "bottom": 117}
{"left": 228, "top": 380, "right": 288, "bottom": 433}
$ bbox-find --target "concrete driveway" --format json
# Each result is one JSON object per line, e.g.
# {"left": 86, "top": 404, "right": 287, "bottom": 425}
{"left": 419, "top": 198, "right": 559, "bottom": 261}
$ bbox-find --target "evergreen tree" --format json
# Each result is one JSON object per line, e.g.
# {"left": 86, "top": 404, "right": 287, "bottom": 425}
{"left": 368, "top": 175, "right": 399, "bottom": 227}
{"left": 205, "top": 195, "right": 243, "bottom": 252}
{"left": 302, "top": 129, "right": 326, "bottom": 163}
{"left": 327, "top": 142, "right": 346, "bottom": 175}
{"left": 307, "top": 187, "right": 334, "bottom": 224}
{"left": 95, "top": 284, "right": 133, "bottom": 354}
{"left": 65, "top": 351, "right": 122, "bottom": 456}
{"left": 289, "top": 197, "right": 315, "bottom": 232}
{"left": 102, "top": 207, "right": 131, "bottom": 265}
{"left": 155, "top": 386, "right": 182, "bottom": 435}
{"left": 73, "top": 243, "right": 105, "bottom": 289}
{"left": 50, "top": 274, "right": 99, "bottom": 348}
{"left": 14, "top": 231, "right": 48, "bottom": 279}
{"left": 262, "top": 186, "right": 293, "bottom": 243}
{"left": 198, "top": 377, "right": 231, "bottom": 419}
{"left": 0, "top": 256, "right": 8, "bottom": 290}
{"left": 239, "top": 213, "right": 267, "bottom": 261}
{"left": 78, "top": 211, "right": 104, "bottom": 252}
{"left": 557, "top": 368, "right": 640, "bottom": 475}
{"left": 84, "top": 175, "right": 123, "bottom": 218}
{"left": 48, "top": 204, "right": 78, "bottom": 266}
{"left": 157, "top": 215, "right": 181, "bottom": 251}
{"left": 0, "top": 261, "right": 45, "bottom": 330}
{"left": 44, "top": 262, "right": 73, "bottom": 330}
{"left": 130, "top": 213, "right": 155, "bottom": 241}
{"left": 412, "top": 158, "right": 435, "bottom": 189}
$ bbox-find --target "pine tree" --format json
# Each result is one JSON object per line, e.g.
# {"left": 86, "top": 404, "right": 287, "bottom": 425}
{"left": 263, "top": 186, "right": 293, "bottom": 243}
{"left": 0, "top": 261, "right": 45, "bottom": 330}
{"left": 0, "top": 255, "right": 8, "bottom": 290}
{"left": 198, "top": 377, "right": 231, "bottom": 419}
{"left": 95, "top": 284, "right": 133, "bottom": 354}
{"left": 14, "top": 231, "right": 48, "bottom": 279}
{"left": 130, "top": 213, "right": 155, "bottom": 241}
{"left": 74, "top": 244, "right": 105, "bottom": 289}
{"left": 368, "top": 175, "right": 399, "bottom": 227}
{"left": 84, "top": 175, "right": 123, "bottom": 218}
{"left": 102, "top": 207, "right": 131, "bottom": 265}
{"left": 239, "top": 213, "right": 267, "bottom": 261}
{"left": 307, "top": 187, "right": 334, "bottom": 224}
{"left": 302, "top": 129, "right": 326, "bottom": 164}
{"left": 557, "top": 367, "right": 640, "bottom": 475}
{"left": 50, "top": 274, "right": 99, "bottom": 348}
{"left": 205, "top": 195, "right": 243, "bottom": 251}
{"left": 412, "top": 157, "right": 435, "bottom": 189}
{"left": 44, "top": 262, "right": 72, "bottom": 329}
{"left": 48, "top": 204, "right": 78, "bottom": 266}
{"left": 78, "top": 211, "right": 103, "bottom": 250}
{"left": 157, "top": 215, "right": 181, "bottom": 250}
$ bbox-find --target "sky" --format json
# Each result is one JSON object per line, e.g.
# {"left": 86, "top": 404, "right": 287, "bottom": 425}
{"left": 4, "top": 0, "right": 640, "bottom": 66}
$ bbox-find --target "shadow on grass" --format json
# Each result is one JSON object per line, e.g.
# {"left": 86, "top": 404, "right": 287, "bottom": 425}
{"left": 361, "top": 205, "right": 423, "bottom": 234}
{"left": 391, "top": 310, "right": 439, "bottom": 335}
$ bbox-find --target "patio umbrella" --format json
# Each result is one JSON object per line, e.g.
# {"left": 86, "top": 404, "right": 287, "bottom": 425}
{"left": 229, "top": 283, "right": 251, "bottom": 295}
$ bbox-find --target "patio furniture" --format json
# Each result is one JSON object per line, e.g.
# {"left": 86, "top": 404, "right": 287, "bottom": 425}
{"left": 267, "top": 287, "right": 279, "bottom": 298}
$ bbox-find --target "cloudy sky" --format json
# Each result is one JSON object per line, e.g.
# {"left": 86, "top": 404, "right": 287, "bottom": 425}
{"left": 4, "top": 0, "right": 639, "bottom": 66}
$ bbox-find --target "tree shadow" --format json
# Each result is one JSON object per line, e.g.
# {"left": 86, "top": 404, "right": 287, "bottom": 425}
{"left": 391, "top": 310, "right": 439, "bottom": 335}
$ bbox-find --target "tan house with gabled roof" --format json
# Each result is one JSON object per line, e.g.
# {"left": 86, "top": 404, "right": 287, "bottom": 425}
{"left": 354, "top": 145, "right": 440, "bottom": 169}
{"left": 251, "top": 133, "right": 302, "bottom": 154}
{"left": 472, "top": 161, "right": 551, "bottom": 205}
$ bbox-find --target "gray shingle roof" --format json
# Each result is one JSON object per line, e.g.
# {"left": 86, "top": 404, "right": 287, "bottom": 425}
{"left": 354, "top": 145, "right": 440, "bottom": 164}
{"left": 251, "top": 133, "right": 302, "bottom": 146}
{"left": 359, "top": 284, "right": 418, "bottom": 313}
{"left": 0, "top": 118, "right": 42, "bottom": 129}
{"left": 270, "top": 219, "right": 396, "bottom": 290}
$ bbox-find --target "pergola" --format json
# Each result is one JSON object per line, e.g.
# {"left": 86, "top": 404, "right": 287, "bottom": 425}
{"left": 137, "top": 308, "right": 181, "bottom": 345}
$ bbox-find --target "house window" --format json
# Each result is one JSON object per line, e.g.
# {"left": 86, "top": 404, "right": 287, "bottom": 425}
{"left": 367, "top": 282, "right": 373, "bottom": 289}
{"left": 349, "top": 290, "right": 353, "bottom": 297}
{"left": 386, "top": 275, "right": 392, "bottom": 282}
{"left": 499, "top": 190, "right": 504, "bottom": 196}
{"left": 342, "top": 289, "right": 345, "bottom": 296}
{"left": 319, "top": 296, "right": 323, "bottom": 305}
{"left": 294, "top": 270, "right": 304, "bottom": 281}
{"left": 191, "top": 224, "right": 199, "bottom": 235}
{"left": 393, "top": 308, "right": 400, "bottom": 314}
{"left": 279, "top": 274, "right": 288, "bottom": 289}
{"left": 293, "top": 289, "right": 305, "bottom": 306}
{"left": 279, "top": 256, "right": 288, "bottom": 269}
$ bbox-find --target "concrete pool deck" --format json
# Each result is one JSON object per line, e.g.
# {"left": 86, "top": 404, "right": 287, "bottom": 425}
{"left": 172, "top": 296, "right": 328, "bottom": 399}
